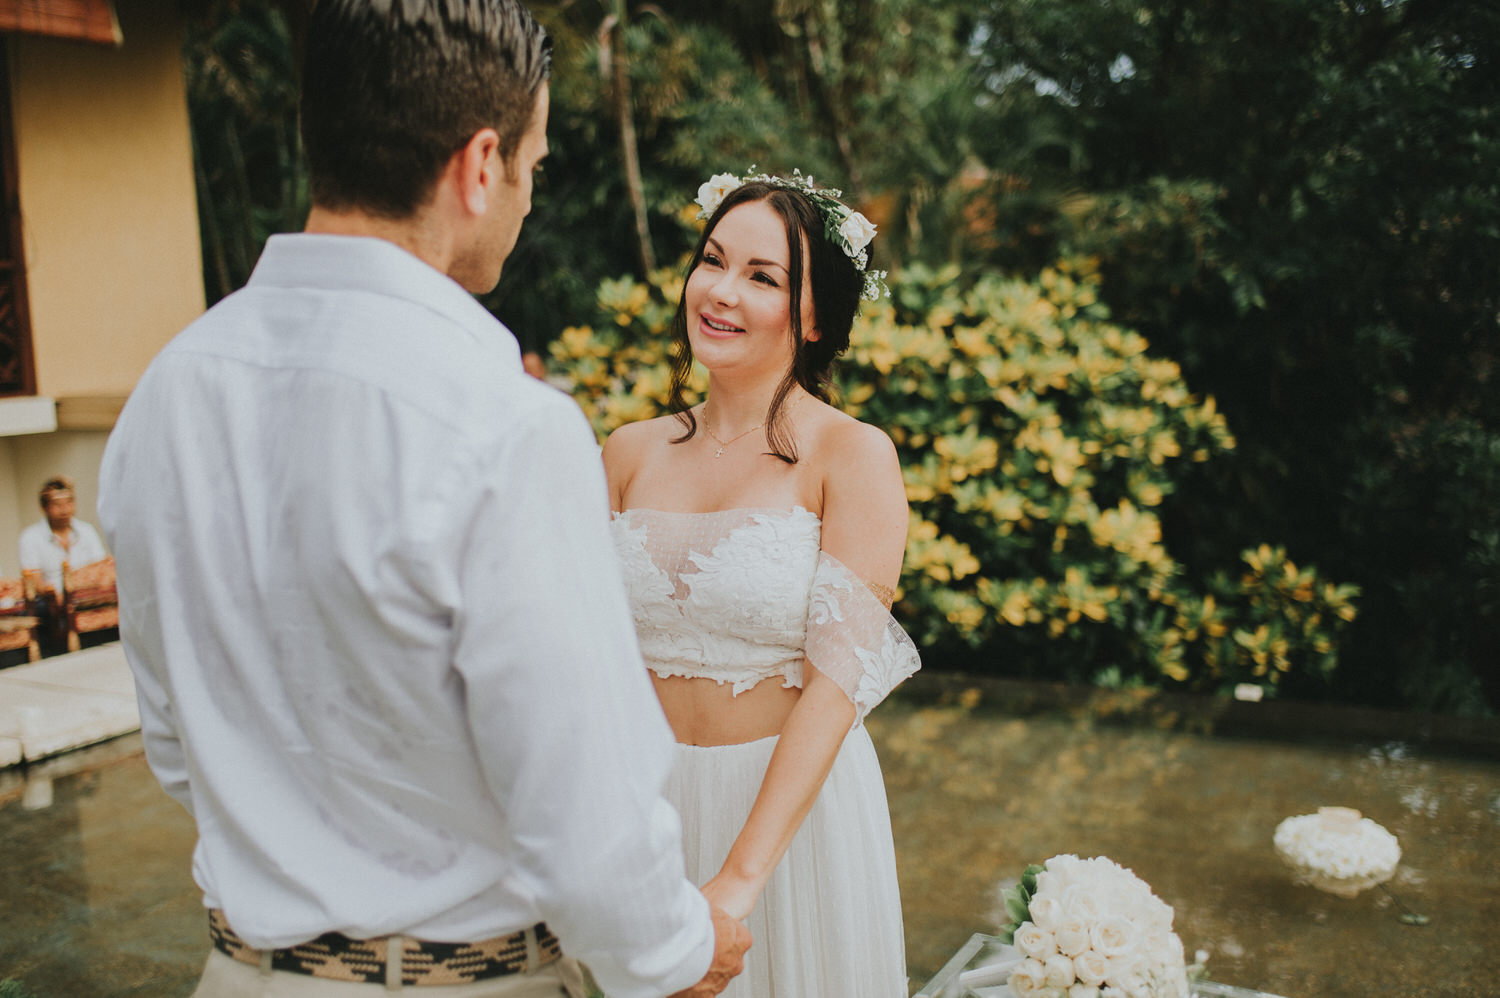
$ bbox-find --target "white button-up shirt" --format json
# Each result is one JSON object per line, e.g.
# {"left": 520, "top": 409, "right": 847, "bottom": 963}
{"left": 99, "top": 234, "right": 713, "bottom": 998}
{"left": 18, "top": 518, "right": 109, "bottom": 591}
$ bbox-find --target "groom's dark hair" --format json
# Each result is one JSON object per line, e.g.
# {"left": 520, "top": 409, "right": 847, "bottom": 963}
{"left": 301, "top": 0, "right": 551, "bottom": 220}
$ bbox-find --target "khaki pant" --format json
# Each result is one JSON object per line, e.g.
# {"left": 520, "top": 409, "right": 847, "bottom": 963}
{"left": 192, "top": 950, "right": 590, "bottom": 998}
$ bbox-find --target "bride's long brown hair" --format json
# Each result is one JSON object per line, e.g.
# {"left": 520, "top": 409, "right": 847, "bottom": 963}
{"left": 665, "top": 181, "right": 863, "bottom": 464}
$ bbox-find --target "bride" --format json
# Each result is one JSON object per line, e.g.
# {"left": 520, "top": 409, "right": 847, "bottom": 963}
{"left": 604, "top": 170, "right": 920, "bottom": 997}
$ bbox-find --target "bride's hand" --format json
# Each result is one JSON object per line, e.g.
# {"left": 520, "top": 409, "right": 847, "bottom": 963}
{"left": 701, "top": 871, "right": 759, "bottom": 922}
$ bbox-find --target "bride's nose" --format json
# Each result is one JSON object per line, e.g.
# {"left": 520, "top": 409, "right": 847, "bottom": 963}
{"left": 710, "top": 271, "right": 738, "bottom": 307}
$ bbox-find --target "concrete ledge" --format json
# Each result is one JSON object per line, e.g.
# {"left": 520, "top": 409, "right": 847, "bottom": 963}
{"left": 55, "top": 393, "right": 129, "bottom": 430}
{"left": 0, "top": 642, "right": 139, "bottom": 766}
{"left": 0, "top": 395, "right": 57, "bottom": 437}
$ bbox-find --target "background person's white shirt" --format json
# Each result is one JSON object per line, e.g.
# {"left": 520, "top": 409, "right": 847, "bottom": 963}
{"left": 99, "top": 234, "right": 714, "bottom": 998}
{"left": 18, "top": 518, "right": 109, "bottom": 591}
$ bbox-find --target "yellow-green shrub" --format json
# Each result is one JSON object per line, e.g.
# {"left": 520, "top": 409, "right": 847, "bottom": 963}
{"left": 550, "top": 257, "right": 1357, "bottom": 695}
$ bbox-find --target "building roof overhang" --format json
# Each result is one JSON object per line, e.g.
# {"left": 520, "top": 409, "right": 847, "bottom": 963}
{"left": 0, "top": 0, "right": 121, "bottom": 47}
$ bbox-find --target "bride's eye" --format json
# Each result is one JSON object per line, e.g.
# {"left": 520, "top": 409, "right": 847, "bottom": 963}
{"left": 753, "top": 271, "right": 781, "bottom": 288}
{"left": 701, "top": 252, "right": 724, "bottom": 268}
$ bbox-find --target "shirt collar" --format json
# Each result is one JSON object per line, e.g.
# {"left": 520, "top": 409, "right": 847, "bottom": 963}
{"left": 248, "top": 233, "right": 522, "bottom": 371}
{"left": 37, "top": 520, "right": 75, "bottom": 546}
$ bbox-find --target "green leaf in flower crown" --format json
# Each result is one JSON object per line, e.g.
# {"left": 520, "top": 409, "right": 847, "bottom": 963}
{"left": 998, "top": 926, "right": 1016, "bottom": 946}
{"left": 1021, "top": 864, "right": 1044, "bottom": 894}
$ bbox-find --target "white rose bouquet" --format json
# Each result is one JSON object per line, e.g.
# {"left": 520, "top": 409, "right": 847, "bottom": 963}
{"left": 996, "top": 855, "right": 1190, "bottom": 998}
{"left": 1272, "top": 806, "right": 1400, "bottom": 899}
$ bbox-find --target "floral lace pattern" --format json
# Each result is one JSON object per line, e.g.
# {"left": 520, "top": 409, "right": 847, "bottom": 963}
{"left": 805, "top": 554, "right": 922, "bottom": 722}
{"left": 610, "top": 507, "right": 920, "bottom": 720}
{"left": 611, "top": 507, "right": 819, "bottom": 695}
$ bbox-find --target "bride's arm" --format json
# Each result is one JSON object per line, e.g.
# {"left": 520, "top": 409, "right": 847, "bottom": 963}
{"left": 702, "top": 419, "right": 909, "bottom": 920}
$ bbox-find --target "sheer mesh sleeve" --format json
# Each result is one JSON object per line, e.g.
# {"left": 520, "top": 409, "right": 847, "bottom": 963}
{"left": 804, "top": 551, "right": 921, "bottom": 724}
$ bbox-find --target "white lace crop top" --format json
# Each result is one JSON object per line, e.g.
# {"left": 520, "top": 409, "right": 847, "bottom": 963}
{"left": 610, "top": 506, "right": 920, "bottom": 723}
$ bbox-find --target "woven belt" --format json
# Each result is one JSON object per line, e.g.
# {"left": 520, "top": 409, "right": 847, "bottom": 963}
{"left": 209, "top": 909, "right": 560, "bottom": 987}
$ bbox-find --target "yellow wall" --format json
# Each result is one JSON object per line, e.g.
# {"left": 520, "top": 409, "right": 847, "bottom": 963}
{"left": 0, "top": 438, "right": 18, "bottom": 572}
{"left": 8, "top": 0, "right": 204, "bottom": 401}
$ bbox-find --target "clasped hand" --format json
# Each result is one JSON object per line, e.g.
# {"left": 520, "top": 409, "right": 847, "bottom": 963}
{"left": 667, "top": 900, "right": 752, "bottom": 998}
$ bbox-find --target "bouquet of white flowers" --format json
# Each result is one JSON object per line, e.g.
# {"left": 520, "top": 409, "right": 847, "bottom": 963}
{"left": 995, "top": 855, "right": 1191, "bottom": 998}
{"left": 1272, "top": 806, "right": 1400, "bottom": 899}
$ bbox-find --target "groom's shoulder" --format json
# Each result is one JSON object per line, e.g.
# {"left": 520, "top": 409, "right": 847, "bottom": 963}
{"left": 453, "top": 359, "right": 596, "bottom": 445}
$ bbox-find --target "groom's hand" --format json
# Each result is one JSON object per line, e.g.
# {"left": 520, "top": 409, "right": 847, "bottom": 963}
{"left": 667, "top": 901, "right": 751, "bottom": 998}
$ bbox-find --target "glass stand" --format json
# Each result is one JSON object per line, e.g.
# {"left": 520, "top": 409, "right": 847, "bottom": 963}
{"left": 913, "top": 934, "right": 1293, "bottom": 998}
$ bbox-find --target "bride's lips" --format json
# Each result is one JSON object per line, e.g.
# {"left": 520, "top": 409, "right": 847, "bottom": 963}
{"left": 698, "top": 312, "right": 745, "bottom": 337}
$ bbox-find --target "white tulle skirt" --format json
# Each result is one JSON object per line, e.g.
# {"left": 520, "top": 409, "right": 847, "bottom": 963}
{"left": 663, "top": 727, "right": 908, "bottom": 998}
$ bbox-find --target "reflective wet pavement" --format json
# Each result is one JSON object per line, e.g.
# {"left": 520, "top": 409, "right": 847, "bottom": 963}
{"left": 2, "top": 688, "right": 1497, "bottom": 997}
{"left": 876, "top": 691, "right": 1500, "bottom": 998}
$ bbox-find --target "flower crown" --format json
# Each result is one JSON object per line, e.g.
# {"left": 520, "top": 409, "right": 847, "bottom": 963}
{"left": 695, "top": 168, "right": 890, "bottom": 303}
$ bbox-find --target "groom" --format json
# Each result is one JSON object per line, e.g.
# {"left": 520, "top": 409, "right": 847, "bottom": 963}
{"left": 99, "top": 2, "right": 748, "bottom": 996}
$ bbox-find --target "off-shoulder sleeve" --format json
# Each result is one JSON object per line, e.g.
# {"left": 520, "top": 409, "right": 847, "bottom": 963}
{"left": 804, "top": 551, "right": 921, "bottom": 724}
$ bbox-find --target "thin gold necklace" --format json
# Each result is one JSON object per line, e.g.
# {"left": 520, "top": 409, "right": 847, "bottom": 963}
{"left": 702, "top": 404, "right": 763, "bottom": 458}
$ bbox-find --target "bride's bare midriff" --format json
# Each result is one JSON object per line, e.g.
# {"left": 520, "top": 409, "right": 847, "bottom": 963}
{"left": 652, "top": 673, "right": 802, "bottom": 746}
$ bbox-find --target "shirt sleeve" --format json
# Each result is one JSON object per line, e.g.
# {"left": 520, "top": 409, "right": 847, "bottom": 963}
{"left": 121, "top": 635, "right": 196, "bottom": 817}
{"left": 449, "top": 395, "right": 714, "bottom": 998}
{"left": 98, "top": 479, "right": 195, "bottom": 817}
{"left": 73, "top": 521, "right": 110, "bottom": 566}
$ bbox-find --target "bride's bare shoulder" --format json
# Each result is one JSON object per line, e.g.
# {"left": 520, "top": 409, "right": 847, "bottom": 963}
{"left": 804, "top": 400, "right": 898, "bottom": 470}
{"left": 603, "top": 413, "right": 689, "bottom": 480}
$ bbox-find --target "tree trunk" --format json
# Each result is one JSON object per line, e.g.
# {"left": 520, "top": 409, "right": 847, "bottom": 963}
{"left": 602, "top": 3, "right": 656, "bottom": 276}
{"left": 797, "top": 9, "right": 864, "bottom": 201}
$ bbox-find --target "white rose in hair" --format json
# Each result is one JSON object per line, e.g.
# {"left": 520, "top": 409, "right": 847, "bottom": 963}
{"left": 1014, "top": 922, "right": 1057, "bottom": 961}
{"left": 837, "top": 210, "right": 878, "bottom": 253}
{"left": 696, "top": 173, "right": 740, "bottom": 216}
{"left": 1068, "top": 985, "right": 1102, "bottom": 998}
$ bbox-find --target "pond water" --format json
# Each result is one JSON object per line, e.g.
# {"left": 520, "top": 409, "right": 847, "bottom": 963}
{"left": 2, "top": 687, "right": 1497, "bottom": 997}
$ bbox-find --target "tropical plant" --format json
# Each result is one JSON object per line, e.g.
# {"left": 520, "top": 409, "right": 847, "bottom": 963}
{"left": 551, "top": 257, "right": 1357, "bottom": 696}
{"left": 182, "top": 0, "right": 307, "bottom": 304}
{"left": 968, "top": 0, "right": 1500, "bottom": 713}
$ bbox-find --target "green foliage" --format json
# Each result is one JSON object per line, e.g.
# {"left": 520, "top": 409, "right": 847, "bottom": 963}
{"left": 0, "top": 980, "right": 39, "bottom": 998}
{"left": 182, "top": 1, "right": 307, "bottom": 304}
{"left": 997, "top": 864, "right": 1045, "bottom": 945}
{"left": 552, "top": 258, "right": 1357, "bottom": 696}
{"left": 969, "top": 0, "right": 1500, "bottom": 713}
{"left": 182, "top": 0, "right": 1495, "bottom": 712}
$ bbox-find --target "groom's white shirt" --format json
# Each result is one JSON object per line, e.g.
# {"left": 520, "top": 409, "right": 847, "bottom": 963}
{"left": 99, "top": 234, "right": 714, "bottom": 998}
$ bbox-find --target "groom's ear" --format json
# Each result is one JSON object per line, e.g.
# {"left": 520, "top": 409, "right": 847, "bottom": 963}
{"left": 453, "top": 128, "right": 502, "bottom": 217}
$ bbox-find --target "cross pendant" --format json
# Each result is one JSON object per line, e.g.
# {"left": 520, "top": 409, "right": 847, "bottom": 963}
{"left": 714, "top": 447, "right": 725, "bottom": 458}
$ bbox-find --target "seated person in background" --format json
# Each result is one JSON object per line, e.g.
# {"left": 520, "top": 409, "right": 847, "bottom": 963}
{"left": 19, "top": 476, "right": 109, "bottom": 593}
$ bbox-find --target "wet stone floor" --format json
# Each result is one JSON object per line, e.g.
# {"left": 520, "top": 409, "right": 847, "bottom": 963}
{"left": 2, "top": 690, "right": 1498, "bottom": 997}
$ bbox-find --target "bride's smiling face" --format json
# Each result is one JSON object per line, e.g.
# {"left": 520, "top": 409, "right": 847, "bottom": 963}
{"left": 685, "top": 199, "right": 819, "bottom": 380}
